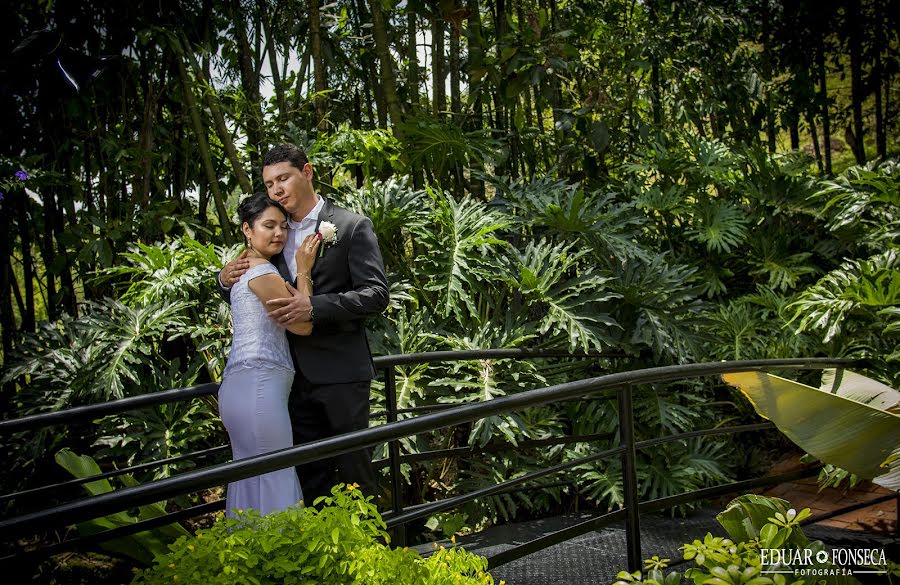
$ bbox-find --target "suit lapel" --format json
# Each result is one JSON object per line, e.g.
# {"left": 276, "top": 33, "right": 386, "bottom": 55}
{"left": 312, "top": 198, "right": 336, "bottom": 279}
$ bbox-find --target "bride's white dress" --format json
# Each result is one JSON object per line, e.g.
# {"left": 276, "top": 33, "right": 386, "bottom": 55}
{"left": 218, "top": 263, "right": 302, "bottom": 517}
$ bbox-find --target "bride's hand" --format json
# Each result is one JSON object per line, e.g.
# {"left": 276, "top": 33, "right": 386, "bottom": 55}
{"left": 295, "top": 233, "right": 321, "bottom": 275}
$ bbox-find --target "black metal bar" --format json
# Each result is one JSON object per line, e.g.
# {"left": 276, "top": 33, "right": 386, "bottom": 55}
{"left": 634, "top": 422, "right": 776, "bottom": 451}
{"left": 0, "top": 383, "right": 220, "bottom": 435}
{"left": 0, "top": 354, "right": 851, "bottom": 436}
{"left": 372, "top": 432, "right": 616, "bottom": 469}
{"left": 618, "top": 385, "right": 641, "bottom": 572}
{"left": 0, "top": 350, "right": 621, "bottom": 434}
{"left": 485, "top": 466, "right": 826, "bottom": 570}
{"left": 0, "top": 500, "right": 224, "bottom": 566}
{"left": 487, "top": 509, "right": 627, "bottom": 569}
{"left": 375, "top": 389, "right": 619, "bottom": 419}
{"left": 0, "top": 358, "right": 854, "bottom": 539}
{"left": 0, "top": 445, "right": 230, "bottom": 505}
{"left": 639, "top": 466, "right": 823, "bottom": 513}
{"left": 384, "top": 446, "right": 624, "bottom": 527}
{"left": 384, "top": 365, "right": 406, "bottom": 547}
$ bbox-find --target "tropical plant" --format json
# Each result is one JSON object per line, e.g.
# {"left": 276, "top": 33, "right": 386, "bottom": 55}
{"left": 131, "top": 484, "right": 498, "bottom": 584}
{"left": 723, "top": 369, "right": 900, "bottom": 490}
{"left": 55, "top": 449, "right": 190, "bottom": 565}
{"left": 613, "top": 495, "right": 867, "bottom": 585}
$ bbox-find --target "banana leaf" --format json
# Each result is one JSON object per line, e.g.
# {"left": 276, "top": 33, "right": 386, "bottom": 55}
{"left": 722, "top": 369, "right": 900, "bottom": 490}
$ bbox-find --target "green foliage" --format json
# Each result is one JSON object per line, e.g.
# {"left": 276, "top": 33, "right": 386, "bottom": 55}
{"left": 55, "top": 449, "right": 190, "bottom": 565}
{"left": 813, "top": 160, "right": 900, "bottom": 250}
{"left": 132, "top": 485, "right": 497, "bottom": 585}
{"left": 397, "top": 115, "right": 505, "bottom": 183}
{"left": 1, "top": 238, "right": 229, "bottom": 500}
{"left": 612, "top": 495, "right": 863, "bottom": 585}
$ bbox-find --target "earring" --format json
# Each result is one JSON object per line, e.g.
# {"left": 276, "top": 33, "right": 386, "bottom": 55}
{"left": 246, "top": 238, "right": 253, "bottom": 250}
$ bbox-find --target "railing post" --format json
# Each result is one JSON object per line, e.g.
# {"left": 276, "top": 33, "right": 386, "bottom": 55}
{"left": 618, "top": 384, "right": 641, "bottom": 572}
{"left": 385, "top": 365, "right": 407, "bottom": 547}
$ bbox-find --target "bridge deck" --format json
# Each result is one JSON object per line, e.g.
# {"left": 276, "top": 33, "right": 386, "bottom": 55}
{"left": 414, "top": 509, "right": 898, "bottom": 585}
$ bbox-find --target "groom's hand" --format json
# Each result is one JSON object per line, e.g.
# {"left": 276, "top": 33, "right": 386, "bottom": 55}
{"left": 267, "top": 281, "right": 313, "bottom": 325}
{"left": 220, "top": 250, "right": 251, "bottom": 288}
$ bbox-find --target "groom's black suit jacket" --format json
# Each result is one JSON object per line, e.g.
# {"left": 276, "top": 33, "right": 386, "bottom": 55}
{"left": 221, "top": 198, "right": 389, "bottom": 384}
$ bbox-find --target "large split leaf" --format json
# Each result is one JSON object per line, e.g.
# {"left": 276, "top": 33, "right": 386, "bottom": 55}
{"left": 722, "top": 370, "right": 900, "bottom": 490}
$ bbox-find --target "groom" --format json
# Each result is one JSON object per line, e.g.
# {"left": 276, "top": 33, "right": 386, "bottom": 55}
{"left": 218, "top": 143, "right": 389, "bottom": 503}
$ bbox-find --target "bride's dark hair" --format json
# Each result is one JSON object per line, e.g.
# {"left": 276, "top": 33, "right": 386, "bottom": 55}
{"left": 238, "top": 192, "right": 289, "bottom": 230}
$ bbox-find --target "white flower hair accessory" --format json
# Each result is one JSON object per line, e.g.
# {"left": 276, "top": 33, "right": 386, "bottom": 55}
{"left": 317, "top": 220, "right": 338, "bottom": 256}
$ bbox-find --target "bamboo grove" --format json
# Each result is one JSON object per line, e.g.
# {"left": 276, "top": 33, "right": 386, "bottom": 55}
{"left": 1, "top": 0, "right": 899, "bottom": 546}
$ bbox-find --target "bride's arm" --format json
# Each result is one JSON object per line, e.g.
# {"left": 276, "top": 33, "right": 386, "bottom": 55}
{"left": 249, "top": 273, "right": 313, "bottom": 336}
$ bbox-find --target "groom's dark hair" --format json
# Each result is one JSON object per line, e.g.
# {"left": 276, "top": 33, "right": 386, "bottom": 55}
{"left": 262, "top": 143, "right": 309, "bottom": 172}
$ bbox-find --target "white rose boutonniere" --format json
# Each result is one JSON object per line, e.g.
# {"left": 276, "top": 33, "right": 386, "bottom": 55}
{"left": 317, "top": 220, "right": 338, "bottom": 256}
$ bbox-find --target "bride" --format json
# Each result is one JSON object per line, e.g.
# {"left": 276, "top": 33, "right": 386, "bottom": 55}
{"left": 218, "top": 192, "right": 320, "bottom": 517}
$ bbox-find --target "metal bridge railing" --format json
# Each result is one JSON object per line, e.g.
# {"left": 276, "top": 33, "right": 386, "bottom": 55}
{"left": 0, "top": 354, "right": 865, "bottom": 571}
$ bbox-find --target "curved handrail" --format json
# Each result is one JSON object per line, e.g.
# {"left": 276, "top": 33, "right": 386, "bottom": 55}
{"left": 0, "top": 357, "right": 855, "bottom": 540}
{"left": 0, "top": 350, "right": 620, "bottom": 435}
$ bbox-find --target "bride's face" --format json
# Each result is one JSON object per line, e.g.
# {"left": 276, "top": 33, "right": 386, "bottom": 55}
{"left": 243, "top": 206, "right": 288, "bottom": 258}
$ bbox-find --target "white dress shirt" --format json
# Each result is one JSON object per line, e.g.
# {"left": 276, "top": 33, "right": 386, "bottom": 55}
{"left": 284, "top": 196, "right": 324, "bottom": 282}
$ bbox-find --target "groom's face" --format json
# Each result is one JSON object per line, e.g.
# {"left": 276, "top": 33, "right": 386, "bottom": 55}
{"left": 262, "top": 161, "right": 312, "bottom": 218}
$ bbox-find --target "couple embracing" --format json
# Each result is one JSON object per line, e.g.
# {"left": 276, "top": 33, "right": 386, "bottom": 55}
{"left": 216, "top": 143, "right": 389, "bottom": 517}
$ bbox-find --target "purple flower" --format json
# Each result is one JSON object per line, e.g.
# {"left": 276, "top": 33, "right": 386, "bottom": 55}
{"left": 15, "top": 170, "right": 28, "bottom": 181}
{"left": 0, "top": 192, "right": 4, "bottom": 201}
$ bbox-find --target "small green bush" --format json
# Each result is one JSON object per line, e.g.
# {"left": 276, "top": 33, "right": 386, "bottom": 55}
{"left": 131, "top": 484, "right": 499, "bottom": 585}
{"left": 611, "top": 495, "right": 894, "bottom": 585}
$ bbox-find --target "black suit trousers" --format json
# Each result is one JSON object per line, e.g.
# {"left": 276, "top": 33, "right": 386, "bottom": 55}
{"left": 288, "top": 370, "right": 377, "bottom": 505}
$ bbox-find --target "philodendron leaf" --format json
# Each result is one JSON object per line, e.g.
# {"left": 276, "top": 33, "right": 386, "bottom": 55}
{"left": 55, "top": 448, "right": 114, "bottom": 496}
{"left": 715, "top": 494, "right": 808, "bottom": 547}
{"left": 723, "top": 370, "right": 900, "bottom": 490}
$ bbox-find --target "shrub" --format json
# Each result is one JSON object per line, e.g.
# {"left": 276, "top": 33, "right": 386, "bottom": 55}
{"left": 131, "top": 484, "right": 499, "bottom": 585}
{"left": 611, "top": 495, "right": 893, "bottom": 585}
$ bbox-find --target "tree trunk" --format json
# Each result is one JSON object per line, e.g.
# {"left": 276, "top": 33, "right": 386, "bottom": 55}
{"left": 432, "top": 12, "right": 446, "bottom": 115}
{"left": 309, "top": 0, "right": 328, "bottom": 131}
{"left": 178, "top": 35, "right": 254, "bottom": 195}
{"left": 875, "top": 51, "right": 886, "bottom": 159}
{"left": 847, "top": 0, "right": 866, "bottom": 164}
{"left": 816, "top": 42, "right": 832, "bottom": 175}
{"left": 177, "top": 58, "right": 235, "bottom": 243}
{"left": 465, "top": 0, "right": 484, "bottom": 197}
{"left": 292, "top": 47, "right": 310, "bottom": 114}
{"left": 231, "top": 0, "right": 263, "bottom": 153}
{"left": 369, "top": 0, "right": 404, "bottom": 131}
{"left": 0, "top": 201, "right": 14, "bottom": 408}
{"left": 466, "top": 0, "right": 484, "bottom": 130}
{"left": 260, "top": 2, "right": 287, "bottom": 122}
{"left": 14, "top": 197, "right": 35, "bottom": 332}
{"left": 789, "top": 117, "right": 800, "bottom": 150}
{"left": 407, "top": 8, "right": 420, "bottom": 111}
{"left": 766, "top": 93, "right": 777, "bottom": 153}
{"left": 449, "top": 20, "right": 461, "bottom": 119}
{"left": 52, "top": 186, "right": 76, "bottom": 315}
{"left": 648, "top": 0, "right": 662, "bottom": 126}
{"left": 807, "top": 110, "right": 824, "bottom": 173}
{"left": 39, "top": 189, "right": 58, "bottom": 320}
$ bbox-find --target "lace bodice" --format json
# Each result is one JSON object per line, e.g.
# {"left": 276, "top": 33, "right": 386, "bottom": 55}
{"left": 224, "top": 263, "right": 294, "bottom": 374}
